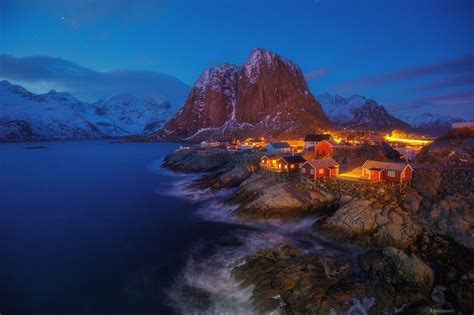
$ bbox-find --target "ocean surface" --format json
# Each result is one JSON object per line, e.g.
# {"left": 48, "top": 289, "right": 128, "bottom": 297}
{"left": 0, "top": 141, "right": 364, "bottom": 315}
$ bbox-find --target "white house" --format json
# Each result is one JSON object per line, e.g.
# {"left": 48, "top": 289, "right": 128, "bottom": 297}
{"left": 266, "top": 142, "right": 292, "bottom": 154}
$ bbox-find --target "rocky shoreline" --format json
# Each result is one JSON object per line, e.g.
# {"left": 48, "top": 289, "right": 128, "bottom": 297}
{"left": 163, "top": 147, "right": 474, "bottom": 314}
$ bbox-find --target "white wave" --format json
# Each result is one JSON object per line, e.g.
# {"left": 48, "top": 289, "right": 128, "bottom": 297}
{"left": 346, "top": 297, "right": 376, "bottom": 315}
{"left": 166, "top": 230, "right": 294, "bottom": 315}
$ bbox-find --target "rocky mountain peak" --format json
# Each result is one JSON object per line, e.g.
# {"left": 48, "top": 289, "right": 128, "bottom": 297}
{"left": 154, "top": 49, "right": 330, "bottom": 141}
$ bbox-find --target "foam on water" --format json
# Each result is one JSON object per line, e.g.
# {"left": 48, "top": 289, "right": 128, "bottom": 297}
{"left": 166, "top": 230, "right": 292, "bottom": 315}
{"left": 161, "top": 168, "right": 368, "bottom": 314}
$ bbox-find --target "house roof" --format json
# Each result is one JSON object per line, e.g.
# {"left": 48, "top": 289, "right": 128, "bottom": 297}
{"left": 268, "top": 142, "right": 291, "bottom": 149}
{"left": 304, "top": 134, "right": 331, "bottom": 142}
{"left": 261, "top": 153, "right": 286, "bottom": 160}
{"left": 362, "top": 160, "right": 412, "bottom": 172}
{"left": 303, "top": 158, "right": 339, "bottom": 169}
{"left": 280, "top": 155, "right": 306, "bottom": 164}
{"left": 317, "top": 139, "right": 339, "bottom": 147}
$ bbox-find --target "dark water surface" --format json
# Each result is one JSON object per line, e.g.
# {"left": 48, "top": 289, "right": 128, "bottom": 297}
{"left": 0, "top": 141, "right": 245, "bottom": 315}
{"left": 0, "top": 141, "right": 364, "bottom": 315}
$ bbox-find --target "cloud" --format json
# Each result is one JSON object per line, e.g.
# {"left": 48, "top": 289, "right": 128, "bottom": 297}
{"left": 409, "top": 73, "right": 474, "bottom": 93}
{"left": 0, "top": 54, "right": 190, "bottom": 104}
{"left": 337, "top": 55, "right": 474, "bottom": 93}
{"left": 304, "top": 67, "right": 336, "bottom": 81}
{"left": 418, "top": 91, "right": 474, "bottom": 106}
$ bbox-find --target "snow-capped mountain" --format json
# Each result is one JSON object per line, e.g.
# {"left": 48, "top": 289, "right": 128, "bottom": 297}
{"left": 394, "top": 111, "right": 464, "bottom": 135}
{"left": 153, "top": 48, "right": 330, "bottom": 141}
{"left": 0, "top": 80, "right": 182, "bottom": 141}
{"left": 88, "top": 93, "right": 180, "bottom": 136}
{"left": 317, "top": 93, "right": 410, "bottom": 131}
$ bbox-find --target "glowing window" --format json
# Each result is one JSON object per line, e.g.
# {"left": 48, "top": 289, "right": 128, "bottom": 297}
{"left": 319, "top": 168, "right": 324, "bottom": 174}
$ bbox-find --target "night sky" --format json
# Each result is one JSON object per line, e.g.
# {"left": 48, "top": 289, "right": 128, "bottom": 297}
{"left": 1, "top": 0, "right": 473, "bottom": 118}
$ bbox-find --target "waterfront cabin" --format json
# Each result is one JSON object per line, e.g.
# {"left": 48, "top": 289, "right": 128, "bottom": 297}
{"left": 260, "top": 154, "right": 285, "bottom": 169}
{"left": 300, "top": 158, "right": 339, "bottom": 180}
{"left": 278, "top": 155, "right": 306, "bottom": 172}
{"left": 303, "top": 134, "right": 331, "bottom": 150}
{"left": 361, "top": 160, "right": 413, "bottom": 183}
{"left": 267, "top": 142, "right": 292, "bottom": 154}
{"left": 315, "top": 139, "right": 338, "bottom": 156}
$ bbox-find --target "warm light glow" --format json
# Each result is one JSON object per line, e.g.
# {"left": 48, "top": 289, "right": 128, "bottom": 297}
{"left": 384, "top": 135, "right": 433, "bottom": 146}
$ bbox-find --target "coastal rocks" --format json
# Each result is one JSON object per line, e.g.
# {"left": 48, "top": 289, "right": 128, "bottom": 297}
{"left": 232, "top": 245, "right": 436, "bottom": 314}
{"left": 416, "top": 131, "right": 474, "bottom": 167}
{"left": 424, "top": 193, "right": 474, "bottom": 249}
{"left": 411, "top": 168, "right": 442, "bottom": 199}
{"left": 316, "top": 198, "right": 420, "bottom": 249}
{"left": 231, "top": 245, "right": 363, "bottom": 314}
{"left": 452, "top": 271, "right": 474, "bottom": 313}
{"left": 212, "top": 161, "right": 259, "bottom": 189}
{"left": 230, "top": 172, "right": 337, "bottom": 220}
{"left": 359, "top": 247, "right": 435, "bottom": 312}
{"left": 162, "top": 148, "right": 230, "bottom": 172}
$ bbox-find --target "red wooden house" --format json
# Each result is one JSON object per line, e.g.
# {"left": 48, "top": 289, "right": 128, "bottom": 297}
{"left": 278, "top": 155, "right": 306, "bottom": 172}
{"left": 361, "top": 160, "right": 413, "bottom": 183}
{"left": 300, "top": 158, "right": 339, "bottom": 180}
{"left": 315, "top": 140, "right": 338, "bottom": 157}
{"left": 260, "top": 154, "right": 285, "bottom": 169}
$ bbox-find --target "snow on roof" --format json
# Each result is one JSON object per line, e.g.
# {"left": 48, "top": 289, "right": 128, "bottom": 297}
{"left": 362, "top": 160, "right": 412, "bottom": 172}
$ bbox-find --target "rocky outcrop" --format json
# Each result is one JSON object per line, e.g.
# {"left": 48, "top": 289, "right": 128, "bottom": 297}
{"left": 452, "top": 271, "right": 474, "bottom": 313}
{"left": 162, "top": 148, "right": 231, "bottom": 172}
{"left": 359, "top": 247, "right": 435, "bottom": 312}
{"left": 232, "top": 245, "right": 435, "bottom": 314}
{"left": 423, "top": 193, "right": 474, "bottom": 249}
{"left": 332, "top": 142, "right": 401, "bottom": 165}
{"left": 153, "top": 48, "right": 330, "bottom": 141}
{"left": 229, "top": 172, "right": 337, "bottom": 220}
{"left": 416, "top": 130, "right": 474, "bottom": 167}
{"left": 314, "top": 181, "right": 421, "bottom": 249}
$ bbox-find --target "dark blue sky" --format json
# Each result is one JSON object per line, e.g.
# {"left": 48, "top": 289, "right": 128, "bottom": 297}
{"left": 1, "top": 0, "right": 473, "bottom": 118}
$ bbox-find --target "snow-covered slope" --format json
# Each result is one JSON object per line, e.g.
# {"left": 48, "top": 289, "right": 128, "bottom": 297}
{"left": 394, "top": 111, "right": 464, "bottom": 135}
{"left": 0, "top": 80, "right": 181, "bottom": 141}
{"left": 317, "top": 93, "right": 410, "bottom": 130}
{"left": 87, "top": 93, "right": 180, "bottom": 136}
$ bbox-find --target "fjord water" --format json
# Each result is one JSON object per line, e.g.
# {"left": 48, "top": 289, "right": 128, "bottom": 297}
{"left": 0, "top": 141, "right": 244, "bottom": 314}
{"left": 0, "top": 141, "right": 364, "bottom": 315}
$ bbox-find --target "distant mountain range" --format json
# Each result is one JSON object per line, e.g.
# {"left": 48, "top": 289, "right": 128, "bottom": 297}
{"left": 0, "top": 80, "right": 182, "bottom": 141}
{"left": 0, "top": 50, "right": 465, "bottom": 142}
{"left": 317, "top": 93, "right": 410, "bottom": 131}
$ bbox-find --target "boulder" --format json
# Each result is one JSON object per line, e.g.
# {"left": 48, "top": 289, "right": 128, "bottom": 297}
{"left": 452, "top": 271, "right": 474, "bottom": 313}
{"left": 230, "top": 173, "right": 337, "bottom": 220}
{"left": 359, "top": 247, "right": 435, "bottom": 311}
{"left": 316, "top": 199, "right": 420, "bottom": 249}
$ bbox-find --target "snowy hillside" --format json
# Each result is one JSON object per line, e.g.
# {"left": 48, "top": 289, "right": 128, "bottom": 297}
{"left": 394, "top": 111, "right": 464, "bottom": 135}
{"left": 317, "top": 93, "right": 409, "bottom": 130}
{"left": 0, "top": 80, "right": 181, "bottom": 141}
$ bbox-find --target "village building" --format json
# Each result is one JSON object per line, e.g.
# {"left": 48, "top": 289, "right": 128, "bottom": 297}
{"left": 300, "top": 158, "right": 339, "bottom": 180}
{"left": 260, "top": 154, "right": 286, "bottom": 169}
{"left": 278, "top": 155, "right": 306, "bottom": 172}
{"left": 361, "top": 160, "right": 413, "bottom": 183}
{"left": 314, "top": 139, "right": 355, "bottom": 157}
{"left": 267, "top": 142, "right": 292, "bottom": 154}
{"left": 303, "top": 134, "right": 331, "bottom": 150}
{"left": 315, "top": 139, "right": 338, "bottom": 156}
